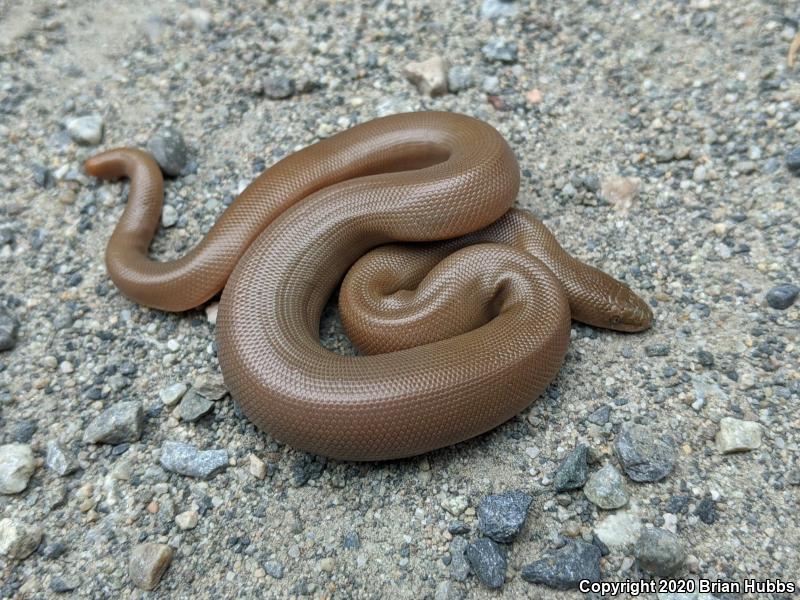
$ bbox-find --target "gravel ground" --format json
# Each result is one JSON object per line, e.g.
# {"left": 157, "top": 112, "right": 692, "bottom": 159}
{"left": 1, "top": 0, "right": 799, "bottom": 598}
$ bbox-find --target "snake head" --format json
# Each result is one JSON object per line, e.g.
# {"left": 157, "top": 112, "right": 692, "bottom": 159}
{"left": 607, "top": 287, "right": 653, "bottom": 332}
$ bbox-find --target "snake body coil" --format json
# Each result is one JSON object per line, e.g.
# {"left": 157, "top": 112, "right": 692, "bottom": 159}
{"left": 86, "top": 112, "right": 652, "bottom": 461}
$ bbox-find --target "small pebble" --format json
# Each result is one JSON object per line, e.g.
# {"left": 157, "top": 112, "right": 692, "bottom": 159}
{"left": 83, "top": 401, "right": 144, "bottom": 444}
{"left": 403, "top": 56, "right": 449, "bottom": 97}
{"left": 175, "top": 510, "right": 199, "bottom": 530}
{"left": 447, "top": 66, "right": 473, "bottom": 93}
{"left": 0, "top": 443, "right": 36, "bottom": 494}
{"left": 66, "top": 115, "right": 104, "bottom": 145}
{"left": 161, "top": 205, "right": 178, "bottom": 228}
{"left": 785, "top": 147, "right": 800, "bottom": 175}
{"left": 0, "top": 305, "right": 19, "bottom": 351}
{"left": 159, "top": 382, "right": 187, "bottom": 406}
{"left": 716, "top": 417, "right": 762, "bottom": 453}
{"left": 476, "top": 490, "right": 532, "bottom": 542}
{"left": 249, "top": 454, "right": 267, "bottom": 480}
{"left": 766, "top": 283, "right": 799, "bottom": 310}
{"left": 160, "top": 441, "right": 228, "bottom": 478}
{"left": 129, "top": 542, "right": 173, "bottom": 591}
{"left": 147, "top": 127, "right": 189, "bottom": 177}
{"left": 521, "top": 540, "right": 602, "bottom": 589}
{"left": 45, "top": 440, "right": 78, "bottom": 476}
{"left": 583, "top": 463, "right": 629, "bottom": 509}
{"left": 177, "top": 390, "right": 214, "bottom": 422}
{"left": 615, "top": 424, "right": 677, "bottom": 482}
{"left": 0, "top": 518, "right": 43, "bottom": 559}
{"left": 481, "top": 38, "right": 518, "bottom": 63}
{"left": 553, "top": 444, "right": 589, "bottom": 492}
{"left": 465, "top": 538, "right": 506, "bottom": 589}
{"left": 634, "top": 528, "right": 686, "bottom": 576}
{"left": 449, "top": 536, "right": 470, "bottom": 581}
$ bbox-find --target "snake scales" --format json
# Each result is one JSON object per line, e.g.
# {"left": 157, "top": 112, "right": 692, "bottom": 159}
{"left": 86, "top": 111, "right": 652, "bottom": 461}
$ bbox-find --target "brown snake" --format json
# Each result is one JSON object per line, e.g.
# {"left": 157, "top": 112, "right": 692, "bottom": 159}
{"left": 85, "top": 111, "right": 652, "bottom": 461}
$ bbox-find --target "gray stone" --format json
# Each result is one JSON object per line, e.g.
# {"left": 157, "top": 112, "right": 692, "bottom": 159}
{"left": 716, "top": 417, "right": 762, "bottom": 453}
{"left": 264, "top": 560, "right": 285, "bottom": 579}
{"left": 465, "top": 538, "right": 506, "bottom": 589}
{"left": 45, "top": 440, "right": 78, "bottom": 476}
{"left": 0, "top": 443, "right": 35, "bottom": 494}
{"left": 594, "top": 510, "right": 642, "bottom": 549}
{"left": 766, "top": 283, "right": 799, "bottom": 310}
{"left": 435, "top": 580, "right": 466, "bottom": 600}
{"left": 553, "top": 444, "right": 589, "bottom": 491}
{"left": 83, "top": 401, "right": 143, "bottom": 445}
{"left": 476, "top": 490, "right": 533, "bottom": 542}
{"left": 584, "top": 463, "right": 629, "bottom": 509}
{"left": 177, "top": 390, "right": 214, "bottom": 422}
{"left": 521, "top": 540, "right": 602, "bottom": 589}
{"left": 0, "top": 305, "right": 19, "bottom": 351}
{"left": 192, "top": 374, "right": 228, "bottom": 400}
{"left": 263, "top": 75, "right": 295, "bottom": 99}
{"left": 615, "top": 424, "right": 677, "bottom": 482}
{"left": 481, "top": 0, "right": 518, "bottom": 19}
{"left": 449, "top": 536, "right": 470, "bottom": 581}
{"left": 50, "top": 576, "right": 80, "bottom": 593}
{"left": 159, "top": 441, "right": 228, "bottom": 478}
{"left": 481, "top": 38, "right": 518, "bottom": 63}
{"left": 161, "top": 204, "right": 178, "bottom": 228}
{"left": 66, "top": 115, "right": 104, "bottom": 145}
{"left": 447, "top": 66, "right": 473, "bottom": 93}
{"left": 634, "top": 528, "right": 686, "bottom": 576}
{"left": 786, "top": 147, "right": 800, "bottom": 174}
{"left": 587, "top": 405, "right": 611, "bottom": 425}
{"left": 403, "top": 56, "right": 449, "bottom": 96}
{"left": 129, "top": 542, "right": 173, "bottom": 590}
{"left": 159, "top": 382, "right": 187, "bottom": 406}
{"left": 147, "top": 127, "right": 189, "bottom": 177}
{"left": 0, "top": 518, "right": 42, "bottom": 559}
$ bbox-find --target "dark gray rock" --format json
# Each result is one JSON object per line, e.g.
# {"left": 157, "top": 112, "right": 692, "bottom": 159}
{"left": 9, "top": 420, "right": 36, "bottom": 443}
{"left": 696, "top": 349, "right": 715, "bottom": 367}
{"left": 147, "top": 127, "right": 189, "bottom": 177}
{"left": 615, "top": 424, "right": 677, "bottom": 482}
{"left": 695, "top": 498, "right": 716, "bottom": 524}
{"left": 449, "top": 536, "right": 469, "bottom": 582}
{"left": 291, "top": 454, "right": 326, "bottom": 486}
{"left": 766, "top": 283, "right": 799, "bottom": 310}
{"left": 476, "top": 490, "right": 533, "bottom": 542}
{"left": 448, "top": 521, "right": 470, "bottom": 535}
{"left": 177, "top": 390, "right": 214, "bottom": 422}
{"left": 521, "top": 540, "right": 602, "bottom": 589}
{"left": 634, "top": 528, "right": 686, "bottom": 576}
{"left": 0, "top": 306, "right": 19, "bottom": 352}
{"left": 465, "top": 538, "right": 506, "bottom": 589}
{"left": 159, "top": 441, "right": 228, "bottom": 478}
{"left": 45, "top": 440, "right": 78, "bottom": 476}
{"left": 786, "top": 147, "right": 800, "bottom": 175}
{"left": 481, "top": 38, "right": 518, "bottom": 63}
{"left": 644, "top": 344, "right": 670, "bottom": 357}
{"left": 587, "top": 405, "right": 611, "bottom": 425}
{"left": 553, "top": 444, "right": 589, "bottom": 492}
{"left": 83, "top": 401, "right": 143, "bottom": 445}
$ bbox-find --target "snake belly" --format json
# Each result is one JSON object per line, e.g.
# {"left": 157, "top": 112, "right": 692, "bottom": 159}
{"left": 85, "top": 111, "right": 652, "bottom": 461}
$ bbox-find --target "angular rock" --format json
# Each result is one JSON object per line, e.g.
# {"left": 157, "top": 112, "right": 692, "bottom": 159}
{"left": 0, "top": 443, "right": 35, "bottom": 494}
{"left": 177, "top": 390, "right": 214, "bottom": 422}
{"left": 147, "top": 127, "right": 189, "bottom": 177}
{"left": 175, "top": 510, "right": 199, "bottom": 530}
{"left": 45, "top": 440, "right": 78, "bottom": 476}
{"left": 465, "top": 538, "right": 506, "bottom": 589}
{"left": 66, "top": 115, "right": 104, "bottom": 145}
{"left": 159, "top": 382, "right": 187, "bottom": 406}
{"left": 83, "top": 401, "right": 143, "bottom": 444}
{"left": 449, "top": 536, "right": 469, "bottom": 582}
{"left": 634, "top": 528, "right": 686, "bottom": 576}
{"left": 476, "top": 490, "right": 533, "bottom": 542}
{"left": 615, "top": 424, "right": 677, "bottom": 482}
{"left": 0, "top": 518, "right": 42, "bottom": 559}
{"left": 584, "top": 463, "right": 629, "bottom": 509}
{"left": 0, "top": 305, "right": 19, "bottom": 351}
{"left": 765, "top": 283, "right": 799, "bottom": 310}
{"left": 129, "top": 542, "right": 173, "bottom": 590}
{"left": 403, "top": 56, "right": 449, "bottom": 97}
{"left": 481, "top": 38, "right": 518, "bottom": 63}
{"left": 441, "top": 495, "right": 469, "bottom": 516}
{"left": 159, "top": 441, "right": 228, "bottom": 478}
{"left": 716, "top": 417, "right": 762, "bottom": 453}
{"left": 192, "top": 374, "right": 228, "bottom": 400}
{"left": 553, "top": 444, "right": 589, "bottom": 492}
{"left": 521, "top": 540, "right": 602, "bottom": 589}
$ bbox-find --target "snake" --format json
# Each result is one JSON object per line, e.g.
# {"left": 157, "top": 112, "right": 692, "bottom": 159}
{"left": 85, "top": 111, "right": 652, "bottom": 461}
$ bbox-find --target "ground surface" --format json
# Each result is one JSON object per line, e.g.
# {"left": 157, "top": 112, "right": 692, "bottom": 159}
{"left": 0, "top": 0, "right": 799, "bottom": 598}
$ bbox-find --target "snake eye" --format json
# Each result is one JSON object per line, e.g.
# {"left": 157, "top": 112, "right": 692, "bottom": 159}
{"left": 610, "top": 315, "right": 621, "bottom": 325}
